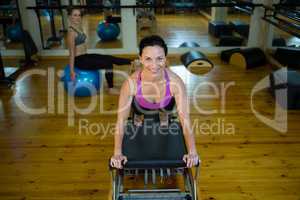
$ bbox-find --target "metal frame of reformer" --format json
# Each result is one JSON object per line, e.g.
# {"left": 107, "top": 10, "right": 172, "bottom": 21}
{"left": 110, "top": 164, "right": 200, "bottom": 200}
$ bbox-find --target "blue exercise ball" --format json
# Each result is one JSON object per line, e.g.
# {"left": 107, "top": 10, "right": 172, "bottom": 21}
{"left": 41, "top": 9, "right": 50, "bottom": 17}
{"left": 96, "top": 21, "right": 120, "bottom": 41}
{"left": 63, "top": 66, "right": 101, "bottom": 97}
{"left": 7, "top": 24, "right": 23, "bottom": 42}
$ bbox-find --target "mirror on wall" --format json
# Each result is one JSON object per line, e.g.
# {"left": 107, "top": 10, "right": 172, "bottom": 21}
{"left": 81, "top": 0, "right": 122, "bottom": 49}
{"left": 35, "top": 0, "right": 123, "bottom": 49}
{"left": 36, "top": 0, "right": 67, "bottom": 49}
{"left": 271, "top": 4, "right": 300, "bottom": 48}
{"left": 0, "top": 0, "right": 23, "bottom": 50}
{"left": 136, "top": 0, "right": 250, "bottom": 48}
{"left": 272, "top": 29, "right": 300, "bottom": 48}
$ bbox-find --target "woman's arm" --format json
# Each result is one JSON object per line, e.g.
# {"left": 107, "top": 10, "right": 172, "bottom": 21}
{"left": 171, "top": 73, "right": 199, "bottom": 168}
{"left": 111, "top": 76, "right": 136, "bottom": 168}
{"left": 67, "top": 30, "right": 76, "bottom": 80}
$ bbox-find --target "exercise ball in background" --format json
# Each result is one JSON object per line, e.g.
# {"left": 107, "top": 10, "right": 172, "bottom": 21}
{"left": 6, "top": 24, "right": 23, "bottom": 42}
{"left": 63, "top": 66, "right": 102, "bottom": 97}
{"left": 41, "top": 9, "right": 50, "bottom": 17}
{"left": 96, "top": 21, "right": 120, "bottom": 41}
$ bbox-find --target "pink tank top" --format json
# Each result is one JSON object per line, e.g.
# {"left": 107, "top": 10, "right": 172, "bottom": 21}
{"left": 135, "top": 69, "right": 172, "bottom": 109}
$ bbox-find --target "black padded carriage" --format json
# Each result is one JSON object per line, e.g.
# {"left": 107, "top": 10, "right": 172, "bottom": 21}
{"left": 123, "top": 120, "right": 187, "bottom": 169}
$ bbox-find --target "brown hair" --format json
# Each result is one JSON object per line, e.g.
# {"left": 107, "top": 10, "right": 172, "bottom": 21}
{"left": 67, "top": 6, "right": 83, "bottom": 16}
{"left": 139, "top": 35, "right": 168, "bottom": 56}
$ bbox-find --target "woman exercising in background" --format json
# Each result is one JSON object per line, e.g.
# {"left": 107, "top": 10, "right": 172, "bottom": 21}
{"left": 110, "top": 35, "right": 199, "bottom": 169}
{"left": 67, "top": 7, "right": 131, "bottom": 95}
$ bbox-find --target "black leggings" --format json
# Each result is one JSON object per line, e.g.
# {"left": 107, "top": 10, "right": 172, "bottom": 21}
{"left": 74, "top": 54, "right": 131, "bottom": 88}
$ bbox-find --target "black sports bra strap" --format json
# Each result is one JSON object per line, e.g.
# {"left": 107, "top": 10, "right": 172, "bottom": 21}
{"left": 69, "top": 26, "right": 80, "bottom": 34}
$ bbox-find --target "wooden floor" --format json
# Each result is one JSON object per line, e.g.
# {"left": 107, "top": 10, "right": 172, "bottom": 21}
{"left": 0, "top": 56, "right": 300, "bottom": 200}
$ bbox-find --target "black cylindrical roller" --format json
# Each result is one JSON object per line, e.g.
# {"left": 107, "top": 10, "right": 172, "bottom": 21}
{"left": 242, "top": 48, "right": 266, "bottom": 68}
{"left": 180, "top": 51, "right": 214, "bottom": 75}
{"left": 230, "top": 48, "right": 266, "bottom": 69}
{"left": 220, "top": 48, "right": 241, "bottom": 63}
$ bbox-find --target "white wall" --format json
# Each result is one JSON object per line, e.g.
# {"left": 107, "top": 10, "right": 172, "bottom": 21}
{"left": 247, "top": 0, "right": 274, "bottom": 50}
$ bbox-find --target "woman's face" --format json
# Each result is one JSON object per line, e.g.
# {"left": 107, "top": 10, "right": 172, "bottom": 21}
{"left": 140, "top": 45, "right": 166, "bottom": 75}
{"left": 70, "top": 9, "right": 82, "bottom": 25}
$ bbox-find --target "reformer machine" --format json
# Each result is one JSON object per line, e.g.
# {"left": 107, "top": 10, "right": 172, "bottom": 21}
{"left": 110, "top": 101, "right": 201, "bottom": 200}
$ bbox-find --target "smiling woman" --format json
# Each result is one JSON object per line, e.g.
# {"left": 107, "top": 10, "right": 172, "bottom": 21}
{"left": 108, "top": 35, "right": 200, "bottom": 200}
{"left": 110, "top": 35, "right": 199, "bottom": 169}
